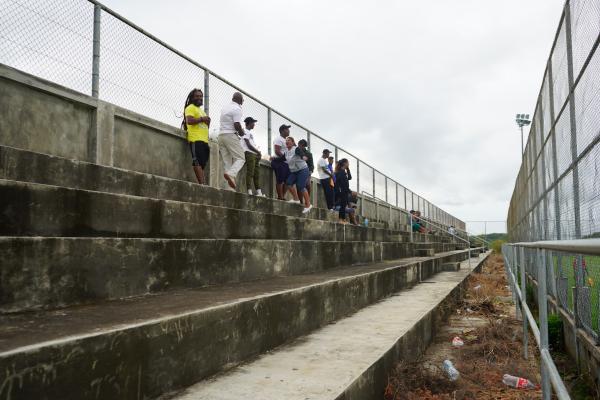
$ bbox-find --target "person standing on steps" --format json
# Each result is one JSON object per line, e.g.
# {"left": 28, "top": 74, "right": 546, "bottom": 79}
{"left": 270, "top": 124, "right": 291, "bottom": 200}
{"left": 284, "top": 136, "right": 312, "bottom": 214}
{"left": 297, "top": 139, "right": 314, "bottom": 205}
{"left": 218, "top": 92, "right": 246, "bottom": 190}
{"left": 317, "top": 149, "right": 335, "bottom": 211}
{"left": 182, "top": 88, "right": 210, "bottom": 185}
{"left": 240, "top": 117, "right": 265, "bottom": 197}
{"left": 334, "top": 158, "right": 352, "bottom": 224}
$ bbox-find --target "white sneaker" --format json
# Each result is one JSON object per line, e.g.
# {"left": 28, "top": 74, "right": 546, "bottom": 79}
{"left": 329, "top": 209, "right": 336, "bottom": 213}
{"left": 302, "top": 205, "right": 313, "bottom": 214}
{"left": 256, "top": 189, "right": 266, "bottom": 197}
{"left": 288, "top": 199, "right": 301, "bottom": 204}
{"left": 247, "top": 189, "right": 254, "bottom": 195}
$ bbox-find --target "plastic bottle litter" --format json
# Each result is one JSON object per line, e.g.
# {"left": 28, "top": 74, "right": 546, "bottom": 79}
{"left": 502, "top": 374, "right": 536, "bottom": 389}
{"left": 473, "top": 284, "right": 482, "bottom": 291}
{"left": 442, "top": 360, "right": 460, "bottom": 381}
{"left": 451, "top": 336, "right": 464, "bottom": 347}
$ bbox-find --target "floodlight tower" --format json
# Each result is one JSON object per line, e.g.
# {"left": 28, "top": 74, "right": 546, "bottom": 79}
{"left": 515, "top": 114, "right": 531, "bottom": 156}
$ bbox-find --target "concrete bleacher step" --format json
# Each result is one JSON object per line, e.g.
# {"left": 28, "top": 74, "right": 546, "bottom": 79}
{"left": 0, "top": 249, "right": 473, "bottom": 400}
{"left": 165, "top": 251, "right": 490, "bottom": 400}
{"left": 0, "top": 179, "right": 405, "bottom": 242}
{"left": 0, "top": 237, "right": 418, "bottom": 313}
{"left": 0, "top": 145, "right": 341, "bottom": 223}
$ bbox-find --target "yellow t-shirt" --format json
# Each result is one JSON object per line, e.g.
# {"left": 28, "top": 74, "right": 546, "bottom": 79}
{"left": 184, "top": 104, "right": 209, "bottom": 143}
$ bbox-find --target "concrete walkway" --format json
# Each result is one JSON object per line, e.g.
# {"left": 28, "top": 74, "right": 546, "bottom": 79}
{"left": 168, "top": 252, "right": 490, "bottom": 400}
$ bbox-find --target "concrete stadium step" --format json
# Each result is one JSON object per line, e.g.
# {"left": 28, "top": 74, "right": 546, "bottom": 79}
{"left": 0, "top": 145, "right": 338, "bottom": 224}
{"left": 0, "top": 237, "right": 419, "bottom": 313}
{"left": 165, "top": 251, "right": 490, "bottom": 400}
{"left": 0, "top": 250, "right": 473, "bottom": 400}
{"left": 0, "top": 179, "right": 404, "bottom": 242}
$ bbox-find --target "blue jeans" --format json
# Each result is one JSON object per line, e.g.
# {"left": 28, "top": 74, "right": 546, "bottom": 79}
{"left": 286, "top": 167, "right": 310, "bottom": 193}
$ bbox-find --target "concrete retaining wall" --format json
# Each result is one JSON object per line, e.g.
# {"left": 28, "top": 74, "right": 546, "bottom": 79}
{"left": 0, "top": 63, "right": 456, "bottom": 229}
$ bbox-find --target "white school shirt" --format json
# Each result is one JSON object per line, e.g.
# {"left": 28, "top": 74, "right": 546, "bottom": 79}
{"left": 240, "top": 129, "right": 258, "bottom": 153}
{"left": 273, "top": 135, "right": 286, "bottom": 157}
{"left": 317, "top": 157, "right": 330, "bottom": 179}
{"left": 219, "top": 102, "right": 242, "bottom": 134}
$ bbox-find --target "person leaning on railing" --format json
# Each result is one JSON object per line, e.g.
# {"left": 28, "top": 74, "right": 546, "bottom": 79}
{"left": 240, "top": 117, "right": 265, "bottom": 197}
{"left": 334, "top": 158, "right": 352, "bottom": 224}
{"left": 297, "top": 139, "right": 314, "bottom": 206}
{"left": 316, "top": 148, "right": 335, "bottom": 211}
{"left": 270, "top": 125, "right": 291, "bottom": 200}
{"left": 283, "top": 136, "right": 312, "bottom": 214}
{"left": 218, "top": 92, "right": 247, "bottom": 190}
{"left": 182, "top": 88, "right": 210, "bottom": 185}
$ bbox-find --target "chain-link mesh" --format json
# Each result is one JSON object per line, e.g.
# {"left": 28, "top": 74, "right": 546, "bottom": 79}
{"left": 0, "top": 0, "right": 93, "bottom": 93}
{"left": 508, "top": 0, "right": 600, "bottom": 243}
{"left": 0, "top": 0, "right": 464, "bottom": 228}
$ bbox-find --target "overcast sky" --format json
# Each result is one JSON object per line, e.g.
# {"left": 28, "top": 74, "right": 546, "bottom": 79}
{"left": 100, "top": 0, "right": 565, "bottom": 233}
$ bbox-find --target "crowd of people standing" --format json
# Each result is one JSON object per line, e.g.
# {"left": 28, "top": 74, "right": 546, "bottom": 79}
{"left": 182, "top": 89, "right": 360, "bottom": 223}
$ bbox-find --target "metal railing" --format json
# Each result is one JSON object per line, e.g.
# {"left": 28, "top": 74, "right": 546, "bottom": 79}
{"left": 502, "top": 241, "right": 578, "bottom": 400}
{"left": 507, "top": 0, "right": 600, "bottom": 242}
{"left": 0, "top": 0, "right": 465, "bottom": 230}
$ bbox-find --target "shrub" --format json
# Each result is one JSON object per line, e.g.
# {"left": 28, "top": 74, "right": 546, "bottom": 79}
{"left": 547, "top": 313, "right": 564, "bottom": 351}
{"left": 490, "top": 239, "right": 505, "bottom": 253}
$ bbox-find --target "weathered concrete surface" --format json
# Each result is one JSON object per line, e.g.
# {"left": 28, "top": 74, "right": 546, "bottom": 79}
{"left": 0, "top": 62, "right": 466, "bottom": 230}
{"left": 168, "top": 251, "right": 490, "bottom": 400}
{"left": 0, "top": 237, "right": 419, "bottom": 313}
{"left": 0, "top": 145, "right": 339, "bottom": 223}
{"left": 0, "top": 179, "right": 408, "bottom": 243}
{"left": 0, "top": 251, "right": 472, "bottom": 400}
{"left": 0, "top": 72, "right": 94, "bottom": 162}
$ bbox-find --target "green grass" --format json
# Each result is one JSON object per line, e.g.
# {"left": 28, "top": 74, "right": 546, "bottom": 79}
{"left": 551, "top": 254, "right": 600, "bottom": 332}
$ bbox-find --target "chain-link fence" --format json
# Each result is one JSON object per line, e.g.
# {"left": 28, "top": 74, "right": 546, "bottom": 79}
{"left": 507, "top": 0, "right": 600, "bottom": 242}
{"left": 0, "top": 0, "right": 465, "bottom": 229}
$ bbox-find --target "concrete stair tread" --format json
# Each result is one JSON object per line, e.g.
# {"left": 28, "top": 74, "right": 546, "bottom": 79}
{"left": 0, "top": 252, "right": 461, "bottom": 354}
{"left": 165, "top": 253, "right": 489, "bottom": 400}
{"left": 0, "top": 179, "right": 409, "bottom": 240}
{"left": 0, "top": 145, "right": 339, "bottom": 222}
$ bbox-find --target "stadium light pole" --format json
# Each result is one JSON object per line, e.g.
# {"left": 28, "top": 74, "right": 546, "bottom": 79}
{"left": 515, "top": 114, "right": 531, "bottom": 157}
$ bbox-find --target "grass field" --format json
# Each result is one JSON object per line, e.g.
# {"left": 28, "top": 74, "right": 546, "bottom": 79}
{"left": 551, "top": 254, "right": 600, "bottom": 333}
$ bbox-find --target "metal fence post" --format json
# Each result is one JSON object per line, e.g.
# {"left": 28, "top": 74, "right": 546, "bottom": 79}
{"left": 547, "top": 60, "right": 561, "bottom": 241}
{"left": 203, "top": 71, "right": 210, "bottom": 115}
{"left": 384, "top": 177, "right": 388, "bottom": 203}
{"left": 306, "top": 130, "right": 311, "bottom": 149}
{"left": 267, "top": 109, "right": 272, "bottom": 156}
{"left": 356, "top": 161, "right": 360, "bottom": 194}
{"left": 91, "top": 4, "right": 101, "bottom": 98}
{"left": 564, "top": 3, "right": 581, "bottom": 240}
{"left": 372, "top": 169, "right": 376, "bottom": 197}
{"left": 518, "top": 246, "right": 525, "bottom": 320}
{"left": 538, "top": 249, "right": 551, "bottom": 400}
{"left": 520, "top": 245, "right": 528, "bottom": 360}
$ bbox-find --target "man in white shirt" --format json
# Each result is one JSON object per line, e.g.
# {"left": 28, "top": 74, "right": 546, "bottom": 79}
{"left": 317, "top": 148, "right": 335, "bottom": 210}
{"left": 270, "top": 124, "right": 291, "bottom": 200}
{"left": 218, "top": 92, "right": 246, "bottom": 189}
{"left": 241, "top": 117, "right": 264, "bottom": 196}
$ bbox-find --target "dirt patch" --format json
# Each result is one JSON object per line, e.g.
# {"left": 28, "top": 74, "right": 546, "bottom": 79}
{"left": 384, "top": 254, "right": 543, "bottom": 400}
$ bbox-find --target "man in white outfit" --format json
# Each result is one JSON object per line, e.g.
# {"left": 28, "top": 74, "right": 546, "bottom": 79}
{"left": 218, "top": 92, "right": 246, "bottom": 189}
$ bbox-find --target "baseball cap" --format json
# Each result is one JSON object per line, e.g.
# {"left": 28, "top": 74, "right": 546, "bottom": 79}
{"left": 322, "top": 149, "right": 331, "bottom": 154}
{"left": 244, "top": 117, "right": 257, "bottom": 123}
{"left": 279, "top": 124, "right": 291, "bottom": 132}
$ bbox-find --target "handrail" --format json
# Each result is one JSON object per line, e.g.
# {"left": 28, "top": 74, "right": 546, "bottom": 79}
{"left": 512, "top": 238, "right": 600, "bottom": 256}
{"left": 82, "top": 0, "right": 464, "bottom": 231}
{"left": 413, "top": 215, "right": 470, "bottom": 246}
{"left": 503, "top": 244, "right": 571, "bottom": 399}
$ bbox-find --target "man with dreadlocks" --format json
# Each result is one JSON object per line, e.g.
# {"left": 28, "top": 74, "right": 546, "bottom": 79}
{"left": 183, "top": 88, "right": 210, "bottom": 185}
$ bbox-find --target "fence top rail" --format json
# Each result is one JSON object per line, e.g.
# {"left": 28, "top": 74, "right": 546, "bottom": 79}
{"left": 510, "top": 239, "right": 600, "bottom": 256}
{"left": 84, "top": 0, "right": 462, "bottom": 226}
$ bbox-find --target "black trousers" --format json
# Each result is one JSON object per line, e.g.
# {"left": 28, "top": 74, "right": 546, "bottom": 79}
{"left": 320, "top": 178, "right": 334, "bottom": 210}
